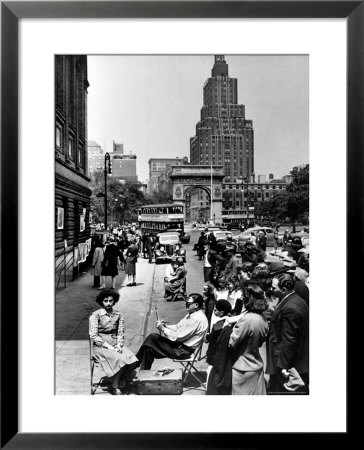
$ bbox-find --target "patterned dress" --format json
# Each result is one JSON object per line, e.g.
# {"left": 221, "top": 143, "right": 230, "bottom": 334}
{"left": 89, "top": 308, "right": 138, "bottom": 377}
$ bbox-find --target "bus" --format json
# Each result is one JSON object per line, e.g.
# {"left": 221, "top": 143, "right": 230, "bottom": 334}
{"left": 138, "top": 204, "right": 184, "bottom": 235}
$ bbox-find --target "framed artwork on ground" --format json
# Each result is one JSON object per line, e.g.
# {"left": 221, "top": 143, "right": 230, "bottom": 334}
{"left": 1, "top": 0, "right": 357, "bottom": 448}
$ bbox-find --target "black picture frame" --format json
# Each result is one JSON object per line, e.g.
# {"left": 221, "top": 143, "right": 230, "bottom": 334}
{"left": 1, "top": 1, "right": 356, "bottom": 448}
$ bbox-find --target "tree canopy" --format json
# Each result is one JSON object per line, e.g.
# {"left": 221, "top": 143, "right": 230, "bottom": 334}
{"left": 254, "top": 164, "right": 309, "bottom": 229}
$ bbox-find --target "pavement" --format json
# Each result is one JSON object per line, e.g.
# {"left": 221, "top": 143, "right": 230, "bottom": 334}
{"left": 55, "top": 254, "right": 208, "bottom": 395}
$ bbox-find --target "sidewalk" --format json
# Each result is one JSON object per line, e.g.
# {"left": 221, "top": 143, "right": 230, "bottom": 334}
{"left": 55, "top": 258, "right": 155, "bottom": 394}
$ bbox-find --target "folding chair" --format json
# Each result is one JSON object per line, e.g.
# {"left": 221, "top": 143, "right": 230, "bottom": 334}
{"left": 89, "top": 338, "right": 108, "bottom": 395}
{"left": 173, "top": 335, "right": 206, "bottom": 389}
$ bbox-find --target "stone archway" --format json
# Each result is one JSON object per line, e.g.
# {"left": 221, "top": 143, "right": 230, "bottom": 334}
{"left": 170, "top": 165, "right": 225, "bottom": 224}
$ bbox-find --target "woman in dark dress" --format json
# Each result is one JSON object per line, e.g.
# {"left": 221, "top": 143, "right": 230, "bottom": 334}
{"left": 89, "top": 289, "right": 138, "bottom": 395}
{"left": 100, "top": 237, "right": 119, "bottom": 290}
{"left": 125, "top": 236, "right": 139, "bottom": 286}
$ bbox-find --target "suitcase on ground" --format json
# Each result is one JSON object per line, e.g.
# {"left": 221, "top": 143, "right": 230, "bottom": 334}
{"left": 136, "top": 369, "right": 183, "bottom": 395}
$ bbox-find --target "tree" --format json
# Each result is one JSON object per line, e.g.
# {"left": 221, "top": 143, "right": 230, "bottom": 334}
{"left": 285, "top": 164, "right": 309, "bottom": 231}
{"left": 254, "top": 164, "right": 309, "bottom": 231}
{"left": 145, "top": 189, "right": 173, "bottom": 205}
{"left": 89, "top": 170, "right": 147, "bottom": 225}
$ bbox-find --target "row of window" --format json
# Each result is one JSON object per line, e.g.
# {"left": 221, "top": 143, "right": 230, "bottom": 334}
{"left": 56, "top": 122, "right": 85, "bottom": 169}
{"left": 139, "top": 206, "right": 183, "bottom": 215}
{"left": 223, "top": 184, "right": 284, "bottom": 190}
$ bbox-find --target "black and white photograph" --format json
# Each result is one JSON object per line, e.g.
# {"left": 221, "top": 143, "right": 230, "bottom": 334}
{"left": 55, "top": 54, "right": 309, "bottom": 396}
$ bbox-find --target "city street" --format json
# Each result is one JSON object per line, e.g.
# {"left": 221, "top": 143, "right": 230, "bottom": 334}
{"left": 56, "top": 231, "right": 211, "bottom": 395}
{"left": 55, "top": 229, "right": 278, "bottom": 395}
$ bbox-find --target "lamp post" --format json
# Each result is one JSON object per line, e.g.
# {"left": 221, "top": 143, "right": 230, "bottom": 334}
{"left": 210, "top": 148, "right": 213, "bottom": 225}
{"left": 104, "top": 152, "right": 112, "bottom": 230}
{"left": 244, "top": 177, "right": 249, "bottom": 227}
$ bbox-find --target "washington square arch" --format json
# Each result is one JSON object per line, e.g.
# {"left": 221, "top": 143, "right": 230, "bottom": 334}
{"left": 170, "top": 165, "right": 225, "bottom": 224}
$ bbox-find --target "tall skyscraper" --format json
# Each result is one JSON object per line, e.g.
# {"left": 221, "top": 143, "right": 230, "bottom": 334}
{"left": 190, "top": 55, "right": 254, "bottom": 183}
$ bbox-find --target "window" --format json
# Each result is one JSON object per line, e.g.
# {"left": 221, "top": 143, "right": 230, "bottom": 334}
{"left": 56, "top": 124, "right": 62, "bottom": 151}
{"left": 77, "top": 143, "right": 84, "bottom": 168}
{"left": 68, "top": 134, "right": 74, "bottom": 160}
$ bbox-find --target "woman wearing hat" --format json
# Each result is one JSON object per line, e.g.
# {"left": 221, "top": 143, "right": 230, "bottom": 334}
{"left": 229, "top": 282, "right": 269, "bottom": 395}
{"left": 125, "top": 236, "right": 139, "bottom": 287}
{"left": 89, "top": 289, "right": 138, "bottom": 395}
{"left": 164, "top": 257, "right": 187, "bottom": 300}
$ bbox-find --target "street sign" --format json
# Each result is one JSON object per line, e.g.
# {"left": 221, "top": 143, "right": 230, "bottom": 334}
{"left": 249, "top": 207, "right": 255, "bottom": 210}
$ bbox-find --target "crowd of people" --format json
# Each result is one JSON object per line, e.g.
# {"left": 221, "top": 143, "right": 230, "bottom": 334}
{"left": 190, "top": 227, "right": 309, "bottom": 395}
{"left": 90, "top": 225, "right": 157, "bottom": 290}
{"left": 89, "top": 224, "right": 309, "bottom": 395}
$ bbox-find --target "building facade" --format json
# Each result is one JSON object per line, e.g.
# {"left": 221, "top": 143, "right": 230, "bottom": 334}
{"left": 111, "top": 153, "right": 138, "bottom": 182}
{"left": 190, "top": 55, "right": 254, "bottom": 183}
{"left": 55, "top": 55, "right": 92, "bottom": 286}
{"left": 148, "top": 157, "right": 188, "bottom": 194}
{"left": 221, "top": 180, "right": 288, "bottom": 226}
{"left": 189, "top": 55, "right": 255, "bottom": 220}
{"left": 88, "top": 140, "right": 104, "bottom": 174}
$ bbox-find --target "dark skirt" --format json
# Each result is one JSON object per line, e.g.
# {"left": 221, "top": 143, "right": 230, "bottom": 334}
{"left": 101, "top": 259, "right": 118, "bottom": 277}
{"left": 125, "top": 257, "right": 136, "bottom": 275}
{"left": 93, "top": 334, "right": 138, "bottom": 378}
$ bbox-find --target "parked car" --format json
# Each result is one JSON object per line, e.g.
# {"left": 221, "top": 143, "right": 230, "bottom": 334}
{"left": 212, "top": 230, "right": 235, "bottom": 242}
{"left": 154, "top": 232, "right": 186, "bottom": 263}
{"left": 287, "top": 233, "right": 309, "bottom": 251}
{"left": 236, "top": 226, "right": 275, "bottom": 253}
{"left": 167, "top": 228, "right": 190, "bottom": 244}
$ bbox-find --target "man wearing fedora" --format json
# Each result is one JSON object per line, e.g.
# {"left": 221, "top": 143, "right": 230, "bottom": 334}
{"left": 266, "top": 273, "right": 309, "bottom": 394}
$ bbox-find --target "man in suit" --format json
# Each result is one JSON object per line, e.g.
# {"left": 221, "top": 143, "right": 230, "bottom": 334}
{"left": 266, "top": 273, "right": 309, "bottom": 394}
{"left": 145, "top": 233, "right": 155, "bottom": 263}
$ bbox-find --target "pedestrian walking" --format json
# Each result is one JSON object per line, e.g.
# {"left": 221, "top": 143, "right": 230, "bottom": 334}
{"left": 145, "top": 233, "right": 155, "bottom": 263}
{"left": 125, "top": 236, "right": 139, "bottom": 286}
{"left": 197, "top": 232, "right": 206, "bottom": 260}
{"left": 91, "top": 241, "right": 104, "bottom": 288}
{"left": 273, "top": 227, "right": 279, "bottom": 252}
{"left": 100, "top": 237, "right": 120, "bottom": 290}
{"left": 89, "top": 289, "right": 138, "bottom": 395}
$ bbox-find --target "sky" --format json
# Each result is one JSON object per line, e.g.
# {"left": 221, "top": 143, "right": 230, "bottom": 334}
{"left": 87, "top": 55, "right": 308, "bottom": 183}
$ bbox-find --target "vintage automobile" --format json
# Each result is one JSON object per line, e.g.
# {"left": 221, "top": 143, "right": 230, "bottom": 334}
{"left": 236, "top": 226, "right": 275, "bottom": 253}
{"left": 212, "top": 230, "right": 235, "bottom": 242}
{"left": 167, "top": 228, "right": 190, "bottom": 244}
{"left": 154, "top": 232, "right": 186, "bottom": 263}
{"left": 287, "top": 233, "right": 309, "bottom": 252}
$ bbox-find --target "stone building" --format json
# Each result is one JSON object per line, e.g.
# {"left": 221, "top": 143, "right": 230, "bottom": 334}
{"left": 189, "top": 55, "right": 255, "bottom": 220}
{"left": 55, "top": 55, "right": 92, "bottom": 286}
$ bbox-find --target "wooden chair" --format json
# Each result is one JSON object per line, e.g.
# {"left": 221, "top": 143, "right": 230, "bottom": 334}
{"left": 173, "top": 335, "right": 206, "bottom": 390}
{"left": 89, "top": 338, "right": 107, "bottom": 395}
